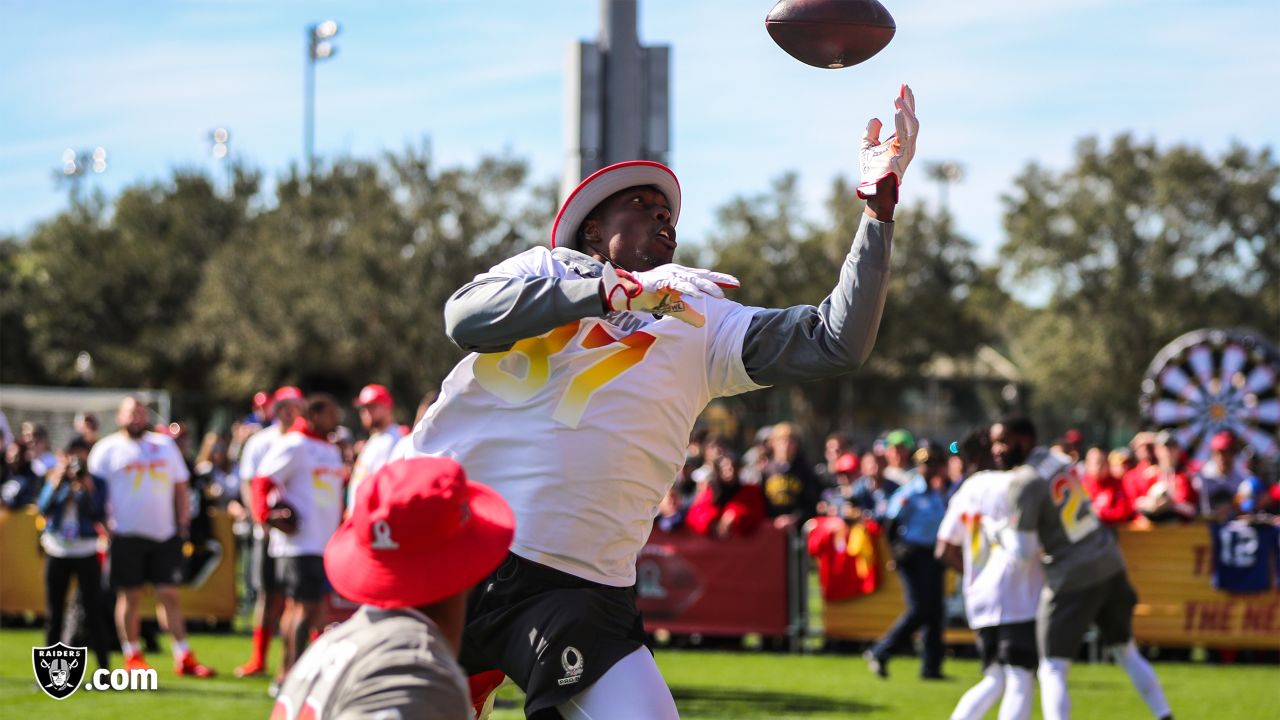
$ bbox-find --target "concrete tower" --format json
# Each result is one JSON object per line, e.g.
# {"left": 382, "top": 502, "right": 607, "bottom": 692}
{"left": 563, "top": 0, "right": 670, "bottom": 201}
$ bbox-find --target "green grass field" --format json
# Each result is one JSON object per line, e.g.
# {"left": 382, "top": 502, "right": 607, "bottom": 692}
{"left": 0, "top": 628, "right": 1273, "bottom": 719}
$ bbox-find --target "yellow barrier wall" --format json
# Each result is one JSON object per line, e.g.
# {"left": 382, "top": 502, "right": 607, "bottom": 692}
{"left": 0, "top": 507, "right": 238, "bottom": 624}
{"left": 822, "top": 524, "right": 1280, "bottom": 650}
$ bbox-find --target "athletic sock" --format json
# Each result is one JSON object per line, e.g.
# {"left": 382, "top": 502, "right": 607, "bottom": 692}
{"left": 998, "top": 666, "right": 1034, "bottom": 720}
{"left": 251, "top": 626, "right": 270, "bottom": 666}
{"left": 1112, "top": 642, "right": 1172, "bottom": 719}
{"left": 172, "top": 638, "right": 190, "bottom": 660}
{"left": 1038, "top": 657, "right": 1072, "bottom": 720}
{"left": 121, "top": 641, "right": 139, "bottom": 658}
{"left": 950, "top": 665, "right": 1005, "bottom": 720}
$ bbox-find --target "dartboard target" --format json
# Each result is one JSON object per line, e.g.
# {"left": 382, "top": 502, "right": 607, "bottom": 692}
{"left": 1140, "top": 328, "right": 1280, "bottom": 464}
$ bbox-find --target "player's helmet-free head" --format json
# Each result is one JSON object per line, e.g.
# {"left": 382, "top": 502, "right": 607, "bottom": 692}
{"left": 551, "top": 160, "right": 681, "bottom": 252}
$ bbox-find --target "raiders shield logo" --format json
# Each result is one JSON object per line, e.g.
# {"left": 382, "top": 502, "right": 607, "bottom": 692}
{"left": 33, "top": 642, "right": 87, "bottom": 700}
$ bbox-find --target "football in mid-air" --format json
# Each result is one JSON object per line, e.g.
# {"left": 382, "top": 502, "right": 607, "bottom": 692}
{"left": 765, "top": 0, "right": 896, "bottom": 69}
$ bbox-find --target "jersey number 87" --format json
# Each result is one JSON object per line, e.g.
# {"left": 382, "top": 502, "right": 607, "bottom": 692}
{"left": 473, "top": 320, "right": 659, "bottom": 429}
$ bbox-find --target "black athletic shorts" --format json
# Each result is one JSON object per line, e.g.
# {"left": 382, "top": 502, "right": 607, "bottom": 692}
{"left": 976, "top": 620, "right": 1038, "bottom": 670}
{"left": 109, "top": 534, "right": 184, "bottom": 589}
{"left": 460, "top": 553, "right": 649, "bottom": 719}
{"left": 275, "top": 554, "right": 328, "bottom": 602}
{"left": 249, "top": 530, "right": 279, "bottom": 595}
{"left": 1038, "top": 569, "right": 1137, "bottom": 659}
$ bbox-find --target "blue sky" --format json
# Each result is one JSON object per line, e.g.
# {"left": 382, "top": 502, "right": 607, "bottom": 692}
{"left": 2, "top": 0, "right": 1277, "bottom": 261}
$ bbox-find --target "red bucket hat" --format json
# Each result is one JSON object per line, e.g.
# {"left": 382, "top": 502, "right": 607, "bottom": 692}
{"left": 551, "top": 160, "right": 681, "bottom": 251}
{"left": 324, "top": 457, "right": 514, "bottom": 608}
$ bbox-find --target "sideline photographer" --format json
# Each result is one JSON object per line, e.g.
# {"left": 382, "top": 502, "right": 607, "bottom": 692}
{"left": 36, "top": 439, "right": 110, "bottom": 669}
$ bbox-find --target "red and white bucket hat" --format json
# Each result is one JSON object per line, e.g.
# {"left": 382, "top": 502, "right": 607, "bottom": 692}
{"left": 324, "top": 456, "right": 515, "bottom": 608}
{"left": 551, "top": 160, "right": 681, "bottom": 250}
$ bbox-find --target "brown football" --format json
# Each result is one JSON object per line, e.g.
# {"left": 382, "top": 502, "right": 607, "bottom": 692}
{"left": 765, "top": 0, "right": 896, "bottom": 69}
{"left": 267, "top": 500, "right": 298, "bottom": 535}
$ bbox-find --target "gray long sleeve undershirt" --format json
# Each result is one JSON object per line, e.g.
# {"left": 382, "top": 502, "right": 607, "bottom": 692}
{"left": 444, "top": 214, "right": 893, "bottom": 385}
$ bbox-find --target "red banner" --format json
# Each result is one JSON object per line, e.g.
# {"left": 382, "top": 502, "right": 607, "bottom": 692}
{"left": 637, "top": 525, "right": 791, "bottom": 637}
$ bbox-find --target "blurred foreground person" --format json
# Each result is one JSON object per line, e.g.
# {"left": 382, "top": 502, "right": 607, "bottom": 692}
{"left": 272, "top": 457, "right": 514, "bottom": 720}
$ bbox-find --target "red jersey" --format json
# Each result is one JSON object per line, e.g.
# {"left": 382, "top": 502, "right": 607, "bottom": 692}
{"left": 806, "top": 516, "right": 881, "bottom": 601}
{"left": 1082, "top": 472, "right": 1135, "bottom": 525}
{"left": 686, "top": 484, "right": 765, "bottom": 537}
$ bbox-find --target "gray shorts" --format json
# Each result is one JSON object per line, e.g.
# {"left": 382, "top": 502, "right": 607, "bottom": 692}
{"left": 1038, "top": 570, "right": 1137, "bottom": 658}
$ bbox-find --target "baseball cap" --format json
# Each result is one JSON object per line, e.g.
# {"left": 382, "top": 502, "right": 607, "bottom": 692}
{"left": 834, "top": 453, "right": 859, "bottom": 475}
{"left": 272, "top": 386, "right": 305, "bottom": 406}
{"left": 324, "top": 457, "right": 515, "bottom": 609}
{"left": 354, "top": 383, "right": 394, "bottom": 408}
{"left": 551, "top": 160, "right": 681, "bottom": 250}
{"left": 1210, "top": 431, "right": 1236, "bottom": 452}
{"left": 886, "top": 429, "right": 915, "bottom": 448}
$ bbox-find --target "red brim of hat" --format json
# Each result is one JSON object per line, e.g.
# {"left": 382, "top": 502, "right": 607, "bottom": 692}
{"left": 324, "top": 481, "right": 515, "bottom": 609}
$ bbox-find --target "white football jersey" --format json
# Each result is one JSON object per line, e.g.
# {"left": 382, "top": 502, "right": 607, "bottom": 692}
{"left": 239, "top": 422, "right": 283, "bottom": 480}
{"left": 347, "top": 425, "right": 404, "bottom": 508}
{"left": 408, "top": 247, "right": 764, "bottom": 585}
{"left": 258, "top": 430, "right": 346, "bottom": 557}
{"left": 938, "top": 470, "right": 1044, "bottom": 628}
{"left": 88, "top": 431, "right": 190, "bottom": 541}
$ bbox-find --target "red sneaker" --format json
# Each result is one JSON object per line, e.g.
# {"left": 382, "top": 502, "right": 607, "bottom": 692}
{"left": 234, "top": 660, "right": 268, "bottom": 678}
{"left": 175, "top": 651, "right": 217, "bottom": 678}
{"left": 124, "top": 652, "right": 153, "bottom": 672}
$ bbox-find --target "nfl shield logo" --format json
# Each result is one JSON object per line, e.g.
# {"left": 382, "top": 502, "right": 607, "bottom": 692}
{"left": 33, "top": 642, "right": 87, "bottom": 700}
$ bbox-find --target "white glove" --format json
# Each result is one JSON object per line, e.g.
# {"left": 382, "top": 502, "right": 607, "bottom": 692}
{"left": 600, "top": 263, "right": 739, "bottom": 328}
{"left": 857, "top": 84, "right": 919, "bottom": 199}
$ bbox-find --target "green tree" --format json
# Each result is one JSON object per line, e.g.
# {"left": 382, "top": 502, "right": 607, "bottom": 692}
{"left": 0, "top": 236, "right": 45, "bottom": 384}
{"left": 1000, "top": 135, "right": 1279, "bottom": 429}
{"left": 188, "top": 149, "right": 557, "bottom": 405}
{"left": 704, "top": 174, "right": 993, "bottom": 437}
{"left": 14, "top": 172, "right": 255, "bottom": 391}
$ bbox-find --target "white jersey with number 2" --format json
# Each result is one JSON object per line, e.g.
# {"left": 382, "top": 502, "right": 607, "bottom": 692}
{"left": 408, "top": 247, "right": 764, "bottom": 586}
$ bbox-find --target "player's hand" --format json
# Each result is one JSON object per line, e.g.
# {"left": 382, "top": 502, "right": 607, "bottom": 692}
{"left": 857, "top": 84, "right": 918, "bottom": 201}
{"left": 600, "top": 263, "right": 739, "bottom": 328}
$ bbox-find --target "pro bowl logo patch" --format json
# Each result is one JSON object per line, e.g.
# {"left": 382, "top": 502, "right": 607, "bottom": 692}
{"left": 557, "top": 646, "right": 584, "bottom": 686}
{"left": 33, "top": 642, "right": 87, "bottom": 699}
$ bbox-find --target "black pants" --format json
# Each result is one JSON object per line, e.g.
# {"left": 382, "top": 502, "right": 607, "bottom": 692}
{"left": 871, "top": 544, "right": 945, "bottom": 676}
{"left": 45, "top": 554, "right": 110, "bottom": 668}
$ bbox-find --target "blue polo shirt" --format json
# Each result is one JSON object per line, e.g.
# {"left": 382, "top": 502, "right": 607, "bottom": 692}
{"left": 886, "top": 474, "right": 949, "bottom": 548}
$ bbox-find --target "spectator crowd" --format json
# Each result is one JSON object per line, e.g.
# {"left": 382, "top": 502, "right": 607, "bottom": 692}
{"left": 1, "top": 394, "right": 1276, "bottom": 687}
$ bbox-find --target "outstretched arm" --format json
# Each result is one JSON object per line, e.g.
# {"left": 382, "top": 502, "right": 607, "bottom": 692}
{"left": 740, "top": 85, "right": 916, "bottom": 385}
{"left": 445, "top": 275, "right": 603, "bottom": 353}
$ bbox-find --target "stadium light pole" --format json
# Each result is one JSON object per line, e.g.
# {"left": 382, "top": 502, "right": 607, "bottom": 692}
{"left": 924, "top": 161, "right": 963, "bottom": 215}
{"left": 305, "top": 20, "right": 340, "bottom": 178}
{"left": 209, "top": 127, "right": 231, "bottom": 194}
{"left": 56, "top": 146, "right": 108, "bottom": 200}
